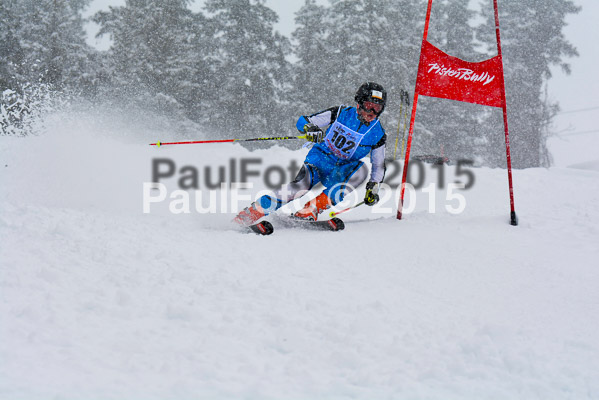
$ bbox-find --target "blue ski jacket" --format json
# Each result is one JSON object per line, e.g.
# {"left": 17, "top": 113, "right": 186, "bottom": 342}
{"left": 296, "top": 105, "right": 387, "bottom": 182}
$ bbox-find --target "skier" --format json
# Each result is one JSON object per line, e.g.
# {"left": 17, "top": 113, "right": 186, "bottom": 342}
{"left": 233, "top": 82, "right": 388, "bottom": 226}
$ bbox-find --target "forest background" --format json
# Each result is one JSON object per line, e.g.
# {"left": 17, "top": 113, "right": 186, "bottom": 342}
{"left": 0, "top": 0, "right": 582, "bottom": 168}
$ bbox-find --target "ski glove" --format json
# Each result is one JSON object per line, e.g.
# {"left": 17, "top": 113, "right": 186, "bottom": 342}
{"left": 303, "top": 123, "right": 324, "bottom": 143}
{"left": 364, "top": 181, "right": 380, "bottom": 206}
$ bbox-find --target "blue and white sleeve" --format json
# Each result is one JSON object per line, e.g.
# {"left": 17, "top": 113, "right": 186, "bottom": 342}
{"left": 296, "top": 106, "right": 340, "bottom": 132}
{"left": 370, "top": 134, "right": 387, "bottom": 183}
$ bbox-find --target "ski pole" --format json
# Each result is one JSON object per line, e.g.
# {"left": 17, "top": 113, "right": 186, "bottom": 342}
{"left": 150, "top": 135, "right": 307, "bottom": 147}
{"left": 393, "top": 89, "right": 410, "bottom": 160}
{"left": 329, "top": 201, "right": 365, "bottom": 218}
{"left": 400, "top": 90, "right": 411, "bottom": 156}
{"left": 393, "top": 101, "right": 404, "bottom": 160}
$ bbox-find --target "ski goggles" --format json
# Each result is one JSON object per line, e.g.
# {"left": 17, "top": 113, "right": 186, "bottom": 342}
{"left": 360, "top": 101, "right": 383, "bottom": 115}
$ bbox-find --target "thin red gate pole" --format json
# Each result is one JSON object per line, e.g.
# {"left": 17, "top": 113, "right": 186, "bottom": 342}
{"left": 397, "top": 0, "right": 434, "bottom": 220}
{"left": 493, "top": 0, "right": 518, "bottom": 226}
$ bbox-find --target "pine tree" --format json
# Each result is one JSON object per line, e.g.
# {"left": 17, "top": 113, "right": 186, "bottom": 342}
{"left": 477, "top": 0, "right": 579, "bottom": 168}
{"left": 0, "top": 0, "right": 23, "bottom": 91}
{"left": 1, "top": 0, "right": 95, "bottom": 135}
{"left": 1, "top": 0, "right": 92, "bottom": 92}
{"left": 183, "top": 11, "right": 218, "bottom": 124}
{"left": 15, "top": 0, "right": 92, "bottom": 90}
{"left": 320, "top": 0, "right": 393, "bottom": 103}
{"left": 291, "top": 0, "right": 331, "bottom": 112}
{"left": 202, "top": 0, "right": 292, "bottom": 139}
{"left": 93, "top": 0, "right": 201, "bottom": 119}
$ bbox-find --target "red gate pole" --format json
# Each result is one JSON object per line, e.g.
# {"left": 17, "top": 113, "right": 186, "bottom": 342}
{"left": 396, "top": 94, "right": 419, "bottom": 220}
{"left": 397, "top": 0, "right": 434, "bottom": 220}
{"left": 493, "top": 0, "right": 518, "bottom": 226}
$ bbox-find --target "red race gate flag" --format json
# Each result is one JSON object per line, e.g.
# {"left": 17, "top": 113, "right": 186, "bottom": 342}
{"left": 416, "top": 40, "right": 504, "bottom": 108}
{"left": 397, "top": 0, "right": 517, "bottom": 226}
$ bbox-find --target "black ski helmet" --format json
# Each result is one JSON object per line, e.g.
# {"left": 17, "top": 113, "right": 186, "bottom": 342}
{"left": 354, "top": 82, "right": 387, "bottom": 115}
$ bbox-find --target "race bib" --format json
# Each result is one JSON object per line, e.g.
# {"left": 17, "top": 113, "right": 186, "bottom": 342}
{"left": 324, "top": 119, "right": 372, "bottom": 159}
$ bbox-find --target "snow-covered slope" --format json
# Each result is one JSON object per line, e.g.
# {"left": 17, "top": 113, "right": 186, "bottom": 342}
{"left": 1, "top": 117, "right": 598, "bottom": 399}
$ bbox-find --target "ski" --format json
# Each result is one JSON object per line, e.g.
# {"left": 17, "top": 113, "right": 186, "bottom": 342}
{"left": 241, "top": 217, "right": 344, "bottom": 235}
{"left": 287, "top": 217, "right": 345, "bottom": 232}
{"left": 246, "top": 220, "right": 274, "bottom": 235}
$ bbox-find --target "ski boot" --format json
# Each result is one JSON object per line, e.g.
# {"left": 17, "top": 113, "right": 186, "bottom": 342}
{"left": 233, "top": 202, "right": 265, "bottom": 227}
{"left": 293, "top": 192, "right": 332, "bottom": 221}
